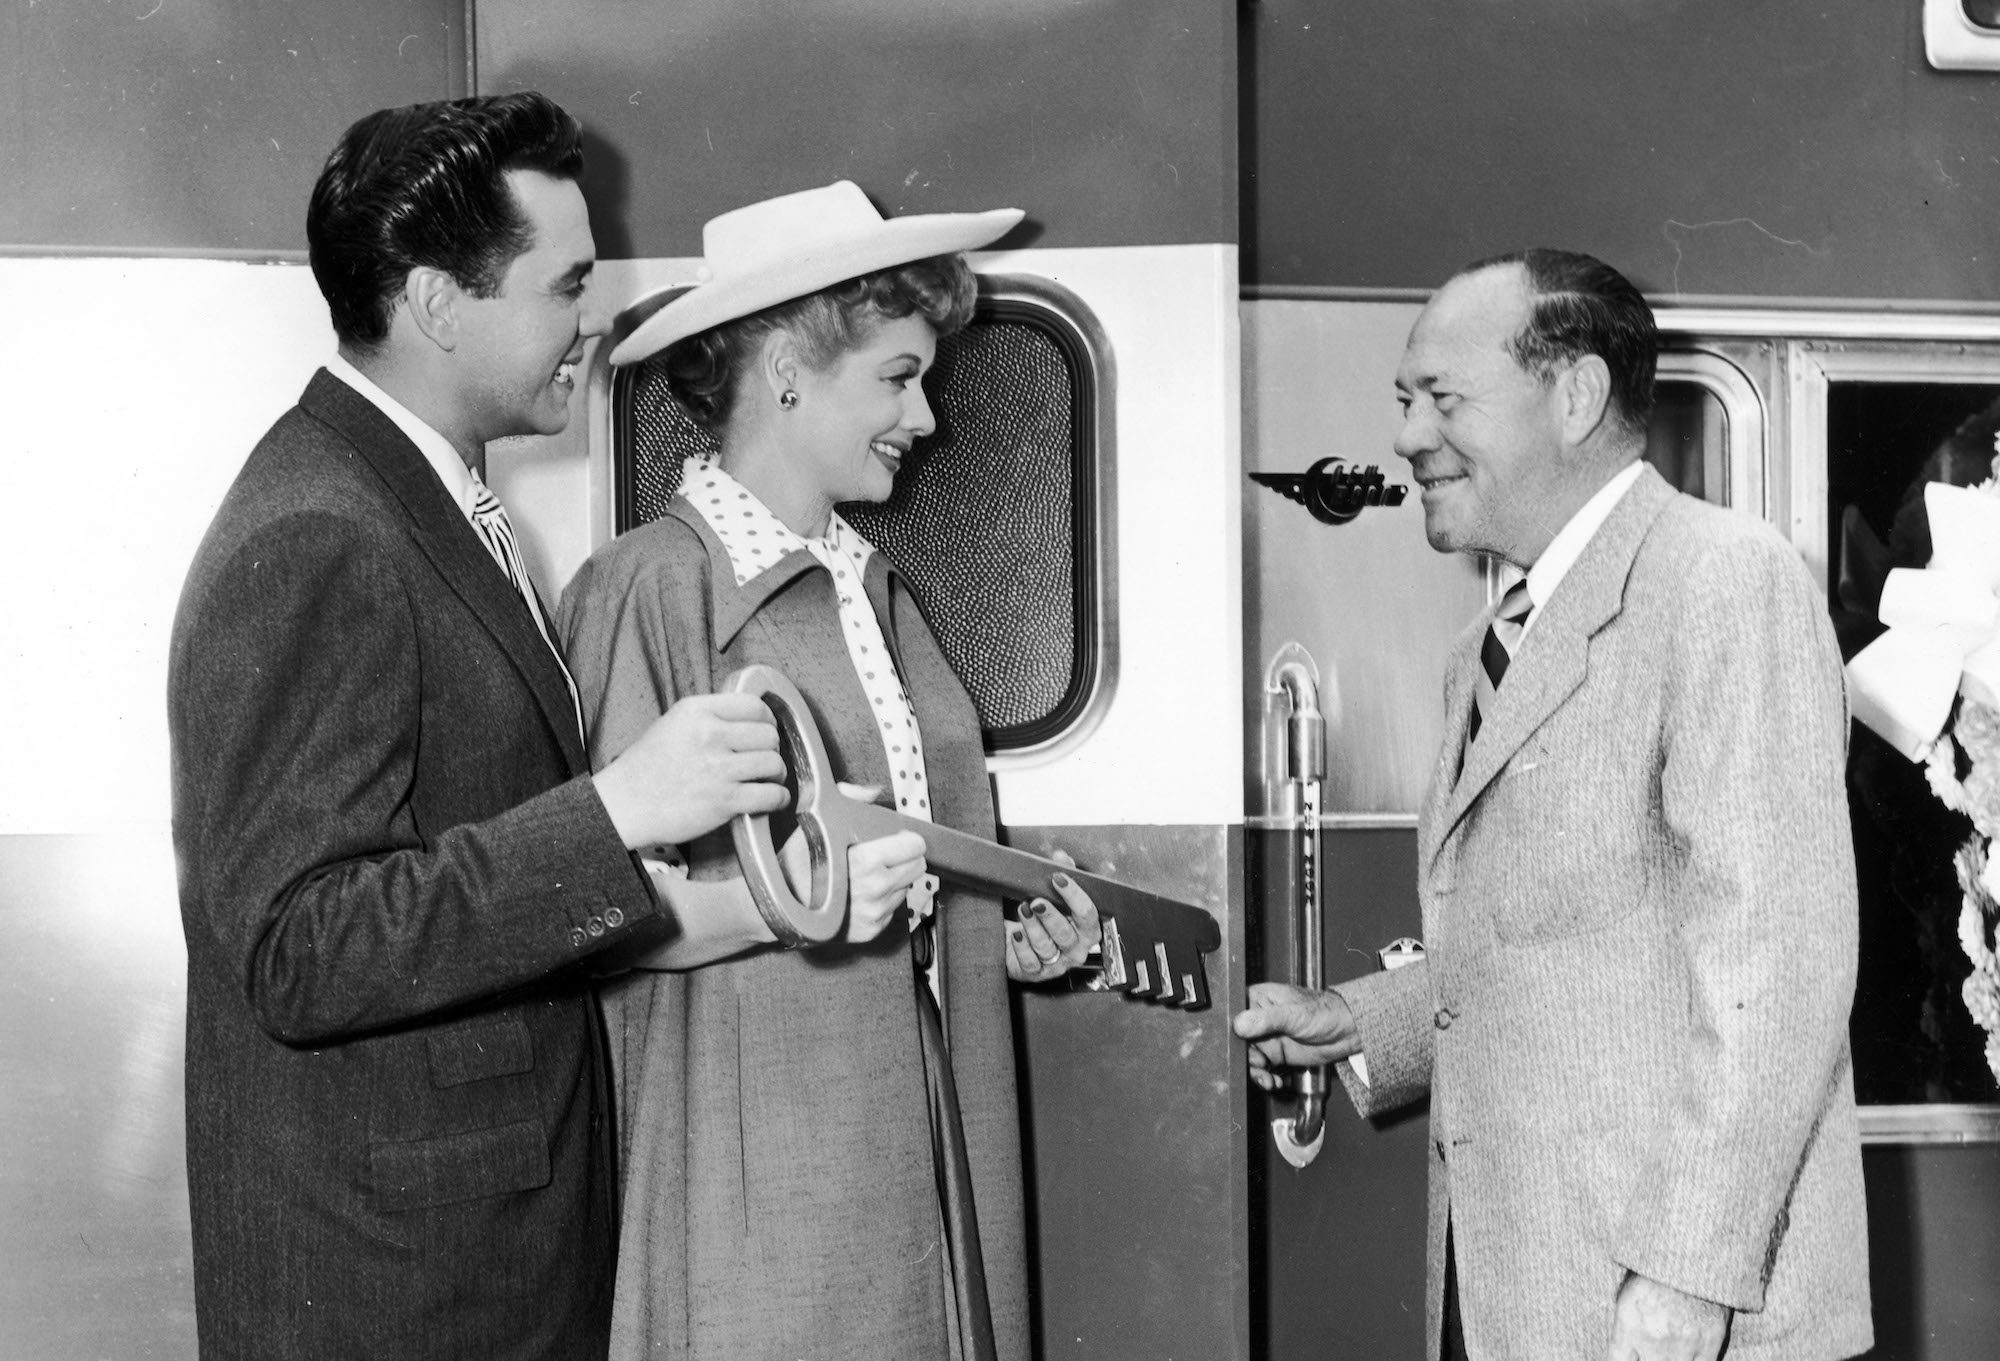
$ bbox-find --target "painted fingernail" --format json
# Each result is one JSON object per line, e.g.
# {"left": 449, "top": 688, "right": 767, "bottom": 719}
{"left": 1031, "top": 900, "right": 1048, "bottom": 915}
{"left": 1052, "top": 873, "right": 1071, "bottom": 890}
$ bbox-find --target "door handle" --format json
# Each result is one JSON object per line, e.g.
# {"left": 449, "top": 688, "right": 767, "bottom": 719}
{"left": 1264, "top": 644, "right": 1328, "bottom": 1169}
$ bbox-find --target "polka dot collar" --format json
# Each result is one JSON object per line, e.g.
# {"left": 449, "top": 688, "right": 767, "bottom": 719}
{"left": 679, "top": 457, "right": 931, "bottom": 822}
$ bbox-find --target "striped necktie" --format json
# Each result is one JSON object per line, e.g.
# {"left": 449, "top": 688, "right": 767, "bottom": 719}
{"left": 1466, "top": 579, "right": 1532, "bottom": 747}
{"left": 467, "top": 473, "right": 586, "bottom": 747}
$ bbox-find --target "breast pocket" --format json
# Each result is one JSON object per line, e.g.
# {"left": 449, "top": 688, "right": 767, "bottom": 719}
{"left": 427, "top": 1015, "right": 535, "bottom": 1089}
{"left": 1478, "top": 754, "right": 1650, "bottom": 946}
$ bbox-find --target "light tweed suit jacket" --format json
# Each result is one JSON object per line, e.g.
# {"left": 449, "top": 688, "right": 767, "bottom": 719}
{"left": 1333, "top": 465, "right": 1873, "bottom": 1361}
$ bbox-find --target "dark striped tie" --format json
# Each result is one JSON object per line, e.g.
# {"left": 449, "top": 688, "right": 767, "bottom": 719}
{"left": 1466, "top": 579, "right": 1532, "bottom": 747}
{"left": 468, "top": 473, "right": 586, "bottom": 747}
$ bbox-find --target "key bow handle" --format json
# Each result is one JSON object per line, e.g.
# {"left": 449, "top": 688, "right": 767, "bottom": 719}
{"left": 725, "top": 664, "right": 847, "bottom": 947}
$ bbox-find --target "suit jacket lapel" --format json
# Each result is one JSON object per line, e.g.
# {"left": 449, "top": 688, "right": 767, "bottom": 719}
{"left": 1426, "top": 465, "right": 1678, "bottom": 873}
{"left": 1420, "top": 628, "right": 1479, "bottom": 872}
{"left": 299, "top": 370, "right": 589, "bottom": 776}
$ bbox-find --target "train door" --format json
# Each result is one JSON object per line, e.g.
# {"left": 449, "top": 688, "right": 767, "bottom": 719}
{"left": 1241, "top": 293, "right": 1469, "bottom": 1358}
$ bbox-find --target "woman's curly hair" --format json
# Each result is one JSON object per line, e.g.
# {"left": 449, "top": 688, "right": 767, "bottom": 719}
{"left": 662, "top": 254, "right": 976, "bottom": 430}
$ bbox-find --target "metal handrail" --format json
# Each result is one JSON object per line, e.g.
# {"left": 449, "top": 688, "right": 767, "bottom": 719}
{"left": 1266, "top": 646, "right": 1328, "bottom": 1167}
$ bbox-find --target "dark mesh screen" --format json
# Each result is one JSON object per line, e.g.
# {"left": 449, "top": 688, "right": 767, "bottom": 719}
{"left": 612, "top": 302, "right": 1095, "bottom": 749}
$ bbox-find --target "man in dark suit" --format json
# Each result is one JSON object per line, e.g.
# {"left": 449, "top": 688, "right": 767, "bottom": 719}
{"left": 168, "top": 93, "right": 787, "bottom": 1359}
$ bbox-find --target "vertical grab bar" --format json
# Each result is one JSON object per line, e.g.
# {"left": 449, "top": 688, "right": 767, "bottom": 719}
{"left": 1265, "top": 645, "right": 1328, "bottom": 1168}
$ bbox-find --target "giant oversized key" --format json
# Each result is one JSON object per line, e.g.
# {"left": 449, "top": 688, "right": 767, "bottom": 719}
{"left": 725, "top": 664, "right": 1222, "bottom": 1009}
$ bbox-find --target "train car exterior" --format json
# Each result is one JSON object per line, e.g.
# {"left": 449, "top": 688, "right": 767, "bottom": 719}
{"left": 4, "top": 3, "right": 1999, "bottom": 1358}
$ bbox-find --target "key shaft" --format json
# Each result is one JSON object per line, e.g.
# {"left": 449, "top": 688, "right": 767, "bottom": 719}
{"left": 723, "top": 664, "right": 1221, "bottom": 1009}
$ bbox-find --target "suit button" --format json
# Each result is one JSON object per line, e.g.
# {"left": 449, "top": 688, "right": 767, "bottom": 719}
{"left": 605, "top": 907, "right": 625, "bottom": 929}
{"left": 1434, "top": 1008, "right": 1453, "bottom": 1030}
{"left": 586, "top": 915, "right": 607, "bottom": 938}
{"left": 569, "top": 927, "right": 588, "bottom": 948}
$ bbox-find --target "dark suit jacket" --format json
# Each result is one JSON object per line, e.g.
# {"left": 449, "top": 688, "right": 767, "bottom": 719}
{"left": 168, "top": 370, "right": 658, "bottom": 1360}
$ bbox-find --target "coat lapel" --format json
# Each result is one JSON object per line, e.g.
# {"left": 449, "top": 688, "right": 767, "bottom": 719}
{"left": 664, "top": 499, "right": 824, "bottom": 652}
{"left": 1425, "top": 464, "right": 1678, "bottom": 874}
{"left": 298, "top": 369, "right": 589, "bottom": 776}
{"left": 1420, "top": 627, "right": 1481, "bottom": 872}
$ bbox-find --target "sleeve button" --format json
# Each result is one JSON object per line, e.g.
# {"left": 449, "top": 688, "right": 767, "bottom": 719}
{"left": 1433, "top": 1008, "right": 1453, "bottom": 1031}
{"left": 569, "top": 927, "right": 588, "bottom": 948}
{"left": 586, "top": 916, "right": 607, "bottom": 938}
{"left": 605, "top": 907, "right": 625, "bottom": 929}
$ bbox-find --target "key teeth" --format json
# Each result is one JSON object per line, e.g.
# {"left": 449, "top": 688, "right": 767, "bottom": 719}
{"left": 1099, "top": 919, "right": 1129, "bottom": 989}
{"left": 1079, "top": 917, "right": 1213, "bottom": 1009}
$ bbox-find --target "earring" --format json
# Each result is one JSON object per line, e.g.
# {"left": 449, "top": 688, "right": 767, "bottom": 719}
{"left": 778, "top": 389, "right": 799, "bottom": 410}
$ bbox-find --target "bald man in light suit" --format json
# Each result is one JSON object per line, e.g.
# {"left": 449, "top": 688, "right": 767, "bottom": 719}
{"left": 1235, "top": 250, "right": 1871, "bottom": 1361}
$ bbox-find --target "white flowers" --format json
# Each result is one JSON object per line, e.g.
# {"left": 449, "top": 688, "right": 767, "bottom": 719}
{"left": 1926, "top": 734, "right": 1971, "bottom": 813}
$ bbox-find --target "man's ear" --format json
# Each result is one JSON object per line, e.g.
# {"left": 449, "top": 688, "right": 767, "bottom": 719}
{"left": 1557, "top": 354, "right": 1614, "bottom": 445}
{"left": 404, "top": 266, "right": 459, "bottom": 352}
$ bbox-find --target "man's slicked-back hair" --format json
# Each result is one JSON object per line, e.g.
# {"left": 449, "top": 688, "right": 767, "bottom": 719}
{"left": 1462, "top": 247, "right": 1658, "bottom": 439}
{"left": 308, "top": 91, "right": 584, "bottom": 350}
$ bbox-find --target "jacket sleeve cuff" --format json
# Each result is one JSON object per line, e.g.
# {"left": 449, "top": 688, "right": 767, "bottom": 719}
{"left": 1330, "top": 962, "right": 1435, "bottom": 1117}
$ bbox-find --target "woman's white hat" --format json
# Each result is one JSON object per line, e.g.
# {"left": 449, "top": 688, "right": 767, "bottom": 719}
{"left": 606, "top": 181, "right": 1022, "bottom": 367}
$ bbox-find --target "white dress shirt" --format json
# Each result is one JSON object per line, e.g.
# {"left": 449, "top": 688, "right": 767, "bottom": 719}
{"left": 326, "top": 352, "right": 483, "bottom": 522}
{"left": 1513, "top": 458, "right": 1647, "bottom": 637}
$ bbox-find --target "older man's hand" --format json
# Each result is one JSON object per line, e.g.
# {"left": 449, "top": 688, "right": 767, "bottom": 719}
{"left": 1605, "top": 1271, "right": 1730, "bottom": 1361}
{"left": 1232, "top": 983, "right": 1360, "bottom": 1090}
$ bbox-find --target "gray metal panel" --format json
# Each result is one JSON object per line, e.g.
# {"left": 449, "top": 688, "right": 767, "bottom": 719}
{"left": 2, "top": 823, "right": 1248, "bottom": 1360}
{"left": 1861, "top": 1144, "right": 2000, "bottom": 1359}
{"left": 1005, "top": 823, "right": 1248, "bottom": 1361}
{"left": 473, "top": 0, "right": 1237, "bottom": 258}
{"left": 0, "top": 834, "right": 195, "bottom": 1359}
{"left": 1252, "top": 826, "right": 1429, "bottom": 1361}
{"left": 1, "top": 1, "right": 467, "bottom": 254}
{"left": 1243, "top": 0, "right": 2000, "bottom": 301}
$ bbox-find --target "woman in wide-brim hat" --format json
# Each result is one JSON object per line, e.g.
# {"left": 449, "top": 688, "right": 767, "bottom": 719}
{"left": 556, "top": 182, "right": 1101, "bottom": 1361}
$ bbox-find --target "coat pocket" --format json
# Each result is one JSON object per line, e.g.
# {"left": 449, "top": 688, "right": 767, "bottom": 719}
{"left": 365, "top": 1118, "right": 552, "bottom": 1212}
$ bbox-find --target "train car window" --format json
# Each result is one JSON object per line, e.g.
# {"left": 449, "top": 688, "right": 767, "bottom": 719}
{"left": 1645, "top": 381, "right": 1724, "bottom": 501}
{"left": 1648, "top": 347, "right": 1765, "bottom": 511}
{"left": 1825, "top": 375, "right": 2000, "bottom": 1120}
{"left": 611, "top": 278, "right": 1111, "bottom": 754}
{"left": 1654, "top": 322, "right": 2000, "bottom": 1140}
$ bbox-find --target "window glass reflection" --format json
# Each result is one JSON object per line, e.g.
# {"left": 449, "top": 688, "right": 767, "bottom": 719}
{"left": 1645, "top": 379, "right": 1723, "bottom": 502}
